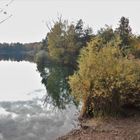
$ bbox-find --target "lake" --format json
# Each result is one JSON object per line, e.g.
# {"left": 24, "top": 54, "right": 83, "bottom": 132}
{"left": 0, "top": 60, "right": 78, "bottom": 140}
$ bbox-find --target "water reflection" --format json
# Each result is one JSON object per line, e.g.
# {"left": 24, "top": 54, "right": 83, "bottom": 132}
{"left": 0, "top": 61, "right": 45, "bottom": 101}
{"left": 37, "top": 62, "right": 77, "bottom": 109}
{"left": 0, "top": 100, "right": 78, "bottom": 140}
{"left": 0, "top": 53, "right": 34, "bottom": 62}
{"left": 0, "top": 55, "right": 78, "bottom": 140}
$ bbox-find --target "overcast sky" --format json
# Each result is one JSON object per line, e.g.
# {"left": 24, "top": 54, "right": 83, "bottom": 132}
{"left": 0, "top": 0, "right": 139, "bottom": 43}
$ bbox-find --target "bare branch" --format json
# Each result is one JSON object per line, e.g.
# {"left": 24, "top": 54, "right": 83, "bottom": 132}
{"left": 0, "top": 8, "right": 3, "bottom": 13}
{"left": 0, "top": 0, "right": 14, "bottom": 24}
{"left": 56, "top": 12, "right": 62, "bottom": 22}
{"left": 5, "top": 0, "right": 14, "bottom": 6}
{"left": 0, "top": 14, "right": 12, "bottom": 24}
{"left": 45, "top": 21, "right": 52, "bottom": 32}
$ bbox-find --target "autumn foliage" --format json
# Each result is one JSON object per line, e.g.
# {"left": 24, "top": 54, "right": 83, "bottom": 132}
{"left": 69, "top": 37, "right": 140, "bottom": 117}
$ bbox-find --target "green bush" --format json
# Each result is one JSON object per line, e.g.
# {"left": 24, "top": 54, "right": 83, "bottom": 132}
{"left": 69, "top": 38, "right": 140, "bottom": 118}
{"left": 133, "top": 42, "right": 140, "bottom": 58}
{"left": 35, "top": 50, "right": 48, "bottom": 70}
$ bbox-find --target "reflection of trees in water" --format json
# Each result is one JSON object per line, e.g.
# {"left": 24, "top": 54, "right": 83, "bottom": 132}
{"left": 37, "top": 62, "right": 77, "bottom": 109}
{"left": 0, "top": 53, "right": 34, "bottom": 62}
{"left": 0, "top": 51, "right": 77, "bottom": 109}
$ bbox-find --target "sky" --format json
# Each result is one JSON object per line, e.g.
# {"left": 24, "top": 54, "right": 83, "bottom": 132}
{"left": 0, "top": 0, "right": 139, "bottom": 43}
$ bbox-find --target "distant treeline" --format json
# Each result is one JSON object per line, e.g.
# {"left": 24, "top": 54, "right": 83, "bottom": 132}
{"left": 0, "top": 42, "right": 42, "bottom": 55}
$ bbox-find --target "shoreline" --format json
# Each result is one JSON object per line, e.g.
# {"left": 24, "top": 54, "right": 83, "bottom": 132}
{"left": 57, "top": 113, "right": 140, "bottom": 140}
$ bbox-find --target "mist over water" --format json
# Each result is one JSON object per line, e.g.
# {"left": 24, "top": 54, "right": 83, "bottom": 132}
{"left": 0, "top": 61, "right": 78, "bottom": 140}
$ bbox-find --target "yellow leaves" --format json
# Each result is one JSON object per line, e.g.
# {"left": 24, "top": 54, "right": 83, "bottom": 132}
{"left": 69, "top": 37, "right": 140, "bottom": 117}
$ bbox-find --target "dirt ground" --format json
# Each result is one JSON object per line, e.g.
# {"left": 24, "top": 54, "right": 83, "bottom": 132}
{"left": 57, "top": 113, "right": 140, "bottom": 140}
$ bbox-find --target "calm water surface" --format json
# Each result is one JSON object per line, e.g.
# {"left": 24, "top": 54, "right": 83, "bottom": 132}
{"left": 0, "top": 60, "right": 78, "bottom": 140}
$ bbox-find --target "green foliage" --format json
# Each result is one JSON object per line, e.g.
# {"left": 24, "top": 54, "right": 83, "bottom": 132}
{"left": 96, "top": 26, "right": 122, "bottom": 50}
{"left": 35, "top": 16, "right": 140, "bottom": 118}
{"left": 131, "top": 37, "right": 140, "bottom": 58}
{"left": 69, "top": 37, "right": 140, "bottom": 118}
{"left": 116, "top": 16, "right": 132, "bottom": 48}
{"left": 98, "top": 25, "right": 118, "bottom": 44}
{"left": 35, "top": 50, "right": 48, "bottom": 70}
{"left": 47, "top": 19, "right": 92, "bottom": 66}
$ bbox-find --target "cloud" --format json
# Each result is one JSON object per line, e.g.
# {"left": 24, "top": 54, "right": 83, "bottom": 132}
{"left": 0, "top": 99, "right": 78, "bottom": 140}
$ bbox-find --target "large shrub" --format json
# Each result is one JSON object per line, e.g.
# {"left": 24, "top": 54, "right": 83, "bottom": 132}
{"left": 69, "top": 38, "right": 140, "bottom": 118}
